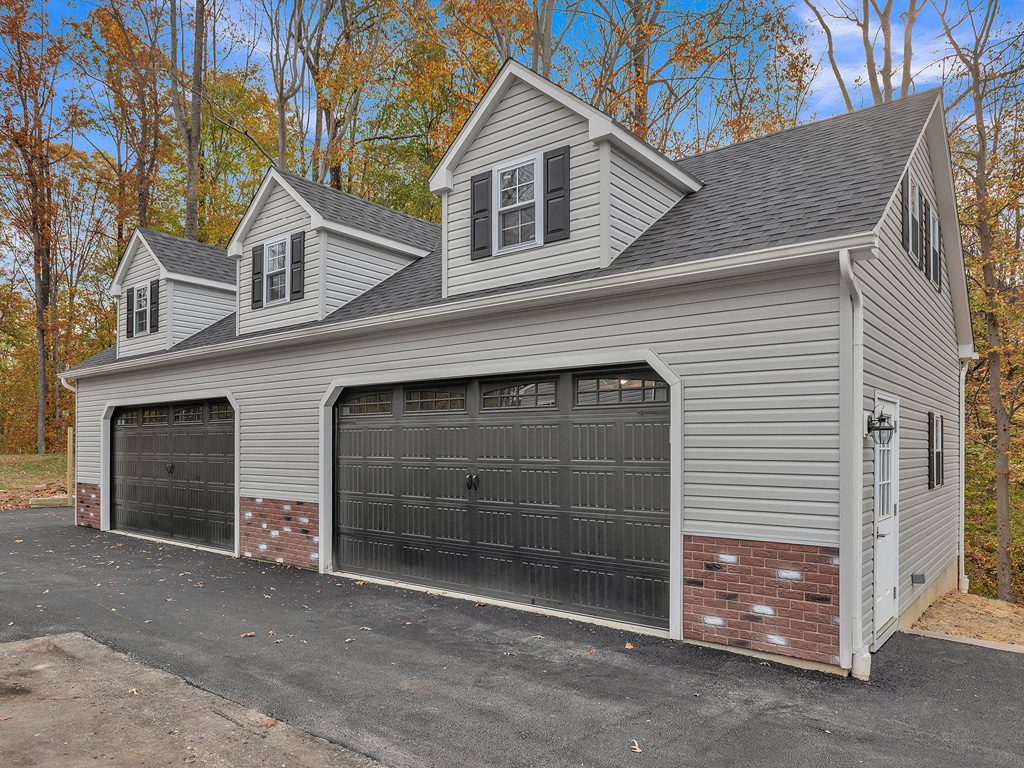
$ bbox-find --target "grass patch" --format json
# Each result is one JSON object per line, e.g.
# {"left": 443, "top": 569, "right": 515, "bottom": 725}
{"left": 0, "top": 454, "right": 67, "bottom": 491}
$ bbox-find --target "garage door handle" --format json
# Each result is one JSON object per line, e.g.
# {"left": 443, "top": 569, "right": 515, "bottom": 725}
{"left": 877, "top": 531, "right": 887, "bottom": 538}
{"left": 472, "top": 474, "right": 479, "bottom": 491}
{"left": 166, "top": 462, "right": 175, "bottom": 476}
{"left": 465, "top": 474, "right": 473, "bottom": 491}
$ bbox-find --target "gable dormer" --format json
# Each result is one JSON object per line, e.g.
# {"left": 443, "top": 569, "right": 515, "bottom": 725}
{"left": 111, "top": 229, "right": 235, "bottom": 359}
{"left": 430, "top": 61, "right": 702, "bottom": 298}
{"left": 228, "top": 168, "right": 437, "bottom": 335}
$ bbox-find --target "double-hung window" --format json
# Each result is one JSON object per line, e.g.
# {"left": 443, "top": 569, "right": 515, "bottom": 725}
{"left": 496, "top": 158, "right": 538, "bottom": 251}
{"left": 928, "top": 412, "right": 944, "bottom": 488}
{"left": 133, "top": 284, "right": 149, "bottom": 334}
{"left": 264, "top": 238, "right": 289, "bottom": 304}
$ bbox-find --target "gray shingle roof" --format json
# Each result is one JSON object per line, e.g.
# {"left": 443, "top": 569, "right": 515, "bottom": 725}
{"left": 70, "top": 91, "right": 938, "bottom": 374}
{"left": 138, "top": 228, "right": 236, "bottom": 285}
{"left": 279, "top": 171, "right": 440, "bottom": 251}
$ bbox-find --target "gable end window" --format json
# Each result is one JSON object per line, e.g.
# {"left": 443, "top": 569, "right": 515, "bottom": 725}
{"left": 133, "top": 283, "right": 149, "bottom": 335}
{"left": 901, "top": 170, "right": 942, "bottom": 291}
{"left": 495, "top": 157, "right": 539, "bottom": 251}
{"left": 264, "top": 238, "right": 289, "bottom": 305}
{"left": 928, "top": 412, "right": 944, "bottom": 489}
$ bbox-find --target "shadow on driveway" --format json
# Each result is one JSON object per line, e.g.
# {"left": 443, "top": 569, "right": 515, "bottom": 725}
{"left": 2, "top": 508, "right": 1021, "bottom": 768}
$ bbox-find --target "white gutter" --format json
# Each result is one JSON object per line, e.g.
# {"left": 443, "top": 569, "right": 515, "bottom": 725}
{"left": 59, "top": 376, "right": 77, "bottom": 395}
{"left": 958, "top": 360, "right": 971, "bottom": 593}
{"left": 62, "top": 230, "right": 876, "bottom": 381}
{"left": 838, "top": 248, "right": 871, "bottom": 681}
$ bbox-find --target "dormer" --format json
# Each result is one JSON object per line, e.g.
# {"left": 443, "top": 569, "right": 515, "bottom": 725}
{"left": 111, "top": 229, "right": 236, "bottom": 359}
{"left": 430, "top": 61, "right": 702, "bottom": 298}
{"left": 228, "top": 168, "right": 438, "bottom": 335}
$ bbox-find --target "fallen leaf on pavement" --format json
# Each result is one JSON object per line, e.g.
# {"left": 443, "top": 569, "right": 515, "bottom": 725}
{"left": 630, "top": 740, "right": 642, "bottom": 753}
{"left": 359, "top": 626, "right": 372, "bottom": 631}
{"left": 354, "top": 580, "right": 365, "bottom": 586}
{"left": 254, "top": 718, "right": 278, "bottom": 728}
{"left": 240, "top": 632, "right": 256, "bottom": 638}
{"left": 624, "top": 642, "right": 634, "bottom": 650}
{"left": 267, "top": 630, "right": 276, "bottom": 637}
{"left": 0, "top": 715, "right": 11, "bottom": 721}
{"left": 128, "top": 688, "right": 140, "bottom": 696}
{"left": 586, "top": 646, "right": 596, "bottom": 655}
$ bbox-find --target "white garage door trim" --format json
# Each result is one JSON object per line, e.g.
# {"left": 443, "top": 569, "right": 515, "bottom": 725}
{"left": 317, "top": 347, "right": 684, "bottom": 639}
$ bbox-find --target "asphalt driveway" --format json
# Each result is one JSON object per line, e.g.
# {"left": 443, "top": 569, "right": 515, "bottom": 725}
{"left": 2, "top": 508, "right": 1022, "bottom": 768}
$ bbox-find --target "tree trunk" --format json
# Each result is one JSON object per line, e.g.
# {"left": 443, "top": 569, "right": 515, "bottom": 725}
{"left": 184, "top": 0, "right": 205, "bottom": 240}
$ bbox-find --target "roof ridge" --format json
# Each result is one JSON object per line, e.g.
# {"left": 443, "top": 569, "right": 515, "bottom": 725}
{"left": 278, "top": 170, "right": 440, "bottom": 230}
{"left": 677, "top": 88, "right": 940, "bottom": 165}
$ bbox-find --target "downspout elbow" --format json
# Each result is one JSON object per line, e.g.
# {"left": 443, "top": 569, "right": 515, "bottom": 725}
{"left": 59, "top": 376, "right": 77, "bottom": 395}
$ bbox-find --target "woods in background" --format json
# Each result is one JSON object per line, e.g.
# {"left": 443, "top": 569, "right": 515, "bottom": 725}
{"left": 0, "top": 0, "right": 1021, "bottom": 600}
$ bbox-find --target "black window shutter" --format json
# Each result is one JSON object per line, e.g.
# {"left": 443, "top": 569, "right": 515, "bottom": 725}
{"left": 900, "top": 172, "right": 910, "bottom": 255}
{"left": 290, "top": 232, "right": 305, "bottom": 300}
{"left": 927, "top": 412, "right": 935, "bottom": 489}
{"left": 934, "top": 214, "right": 942, "bottom": 291}
{"left": 921, "top": 198, "right": 931, "bottom": 274}
{"left": 543, "top": 145, "right": 571, "bottom": 243}
{"left": 470, "top": 171, "right": 492, "bottom": 260}
{"left": 937, "top": 416, "right": 944, "bottom": 486}
{"left": 251, "top": 245, "right": 264, "bottom": 309}
{"left": 125, "top": 287, "right": 135, "bottom": 339}
{"left": 149, "top": 279, "right": 159, "bottom": 333}
{"left": 911, "top": 188, "right": 920, "bottom": 261}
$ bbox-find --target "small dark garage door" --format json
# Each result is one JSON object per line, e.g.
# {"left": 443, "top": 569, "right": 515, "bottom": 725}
{"left": 333, "top": 367, "right": 672, "bottom": 628}
{"left": 112, "top": 399, "right": 235, "bottom": 550}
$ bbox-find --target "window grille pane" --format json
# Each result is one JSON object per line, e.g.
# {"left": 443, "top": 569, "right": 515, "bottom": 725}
{"left": 341, "top": 391, "right": 393, "bottom": 415}
{"left": 173, "top": 405, "right": 203, "bottom": 423}
{"left": 115, "top": 410, "right": 137, "bottom": 427}
{"left": 481, "top": 381, "right": 556, "bottom": 409}
{"left": 404, "top": 389, "right": 466, "bottom": 412}
{"left": 210, "top": 403, "right": 235, "bottom": 421}
{"left": 574, "top": 375, "right": 668, "bottom": 406}
{"left": 142, "top": 408, "right": 168, "bottom": 425}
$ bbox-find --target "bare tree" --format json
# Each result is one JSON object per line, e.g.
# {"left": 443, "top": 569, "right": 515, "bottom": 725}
{"left": 168, "top": 0, "right": 206, "bottom": 239}
{"left": 803, "top": 0, "right": 924, "bottom": 110}
{"left": 255, "top": 0, "right": 305, "bottom": 167}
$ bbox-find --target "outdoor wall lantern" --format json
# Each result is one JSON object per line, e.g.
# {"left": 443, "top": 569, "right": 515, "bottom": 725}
{"left": 866, "top": 408, "right": 895, "bottom": 446}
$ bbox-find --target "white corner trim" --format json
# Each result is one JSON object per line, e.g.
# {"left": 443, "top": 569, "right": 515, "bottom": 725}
{"left": 316, "top": 346, "right": 685, "bottom": 640}
{"left": 428, "top": 60, "right": 701, "bottom": 194}
{"left": 63, "top": 229, "right": 876, "bottom": 383}
{"left": 440, "top": 191, "right": 450, "bottom": 299}
{"left": 98, "top": 390, "right": 242, "bottom": 558}
{"left": 597, "top": 141, "right": 612, "bottom": 268}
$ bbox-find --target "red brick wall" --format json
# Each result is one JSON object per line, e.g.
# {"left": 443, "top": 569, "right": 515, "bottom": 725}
{"left": 240, "top": 497, "right": 319, "bottom": 569}
{"left": 76, "top": 483, "right": 101, "bottom": 528}
{"left": 683, "top": 535, "right": 840, "bottom": 666}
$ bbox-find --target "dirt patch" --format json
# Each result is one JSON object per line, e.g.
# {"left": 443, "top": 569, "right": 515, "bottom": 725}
{"left": 0, "top": 633, "right": 381, "bottom": 767}
{"left": 0, "top": 482, "right": 66, "bottom": 510}
{"left": 914, "top": 591, "right": 1024, "bottom": 646}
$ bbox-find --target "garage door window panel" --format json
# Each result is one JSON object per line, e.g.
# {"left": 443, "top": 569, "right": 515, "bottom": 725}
{"left": 481, "top": 380, "right": 556, "bottom": 410}
{"left": 404, "top": 388, "right": 466, "bottom": 413}
{"left": 575, "top": 375, "right": 668, "bottom": 406}
{"left": 341, "top": 391, "right": 392, "bottom": 416}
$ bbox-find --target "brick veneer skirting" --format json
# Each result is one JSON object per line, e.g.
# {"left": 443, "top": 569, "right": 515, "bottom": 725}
{"left": 683, "top": 535, "right": 840, "bottom": 665}
{"left": 240, "top": 497, "right": 319, "bottom": 569}
{"left": 76, "top": 482, "right": 101, "bottom": 528}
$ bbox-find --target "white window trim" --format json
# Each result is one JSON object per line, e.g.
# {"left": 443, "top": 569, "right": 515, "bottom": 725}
{"left": 132, "top": 282, "right": 150, "bottom": 335}
{"left": 263, "top": 236, "right": 290, "bottom": 306}
{"left": 492, "top": 154, "right": 543, "bottom": 256}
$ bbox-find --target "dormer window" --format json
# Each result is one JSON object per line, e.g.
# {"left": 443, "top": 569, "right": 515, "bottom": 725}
{"left": 264, "top": 238, "right": 290, "bottom": 304}
{"left": 134, "top": 284, "right": 149, "bottom": 334}
{"left": 497, "top": 157, "right": 539, "bottom": 251}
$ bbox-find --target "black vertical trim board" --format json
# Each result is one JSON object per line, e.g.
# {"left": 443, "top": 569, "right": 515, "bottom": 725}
{"left": 927, "top": 412, "right": 935, "bottom": 489}
{"left": 935, "top": 216, "right": 943, "bottom": 291}
{"left": 470, "top": 171, "right": 492, "bottom": 260}
{"left": 900, "top": 172, "right": 910, "bottom": 254}
{"left": 290, "top": 231, "right": 305, "bottom": 300}
{"left": 921, "top": 198, "right": 931, "bottom": 274}
{"left": 251, "top": 244, "right": 264, "bottom": 309}
{"left": 911, "top": 188, "right": 921, "bottom": 260}
{"left": 125, "top": 287, "right": 135, "bottom": 338}
{"left": 149, "top": 279, "right": 160, "bottom": 332}
{"left": 543, "top": 145, "right": 571, "bottom": 243}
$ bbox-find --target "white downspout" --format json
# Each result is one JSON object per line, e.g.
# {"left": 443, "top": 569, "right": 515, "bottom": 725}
{"left": 958, "top": 362, "right": 970, "bottom": 593}
{"left": 839, "top": 249, "right": 871, "bottom": 680}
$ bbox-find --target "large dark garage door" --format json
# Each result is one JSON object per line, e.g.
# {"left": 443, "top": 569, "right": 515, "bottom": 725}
{"left": 333, "top": 367, "right": 672, "bottom": 628}
{"left": 112, "top": 399, "right": 235, "bottom": 550}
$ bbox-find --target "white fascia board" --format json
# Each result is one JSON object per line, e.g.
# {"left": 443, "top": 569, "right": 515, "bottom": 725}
{"left": 428, "top": 59, "right": 701, "bottom": 194}
{"left": 317, "top": 220, "right": 432, "bottom": 259}
{"left": 62, "top": 230, "right": 875, "bottom": 381}
{"left": 227, "top": 168, "right": 322, "bottom": 257}
{"left": 162, "top": 271, "right": 237, "bottom": 292}
{"left": 110, "top": 230, "right": 149, "bottom": 294}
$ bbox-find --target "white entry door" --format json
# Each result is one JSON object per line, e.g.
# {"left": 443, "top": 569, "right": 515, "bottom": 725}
{"left": 873, "top": 393, "right": 900, "bottom": 631}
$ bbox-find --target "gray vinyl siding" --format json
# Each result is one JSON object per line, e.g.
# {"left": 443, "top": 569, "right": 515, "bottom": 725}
{"left": 323, "top": 232, "right": 416, "bottom": 313}
{"left": 170, "top": 281, "right": 235, "bottom": 346}
{"left": 75, "top": 263, "right": 841, "bottom": 545}
{"left": 117, "top": 243, "right": 167, "bottom": 358}
{"left": 608, "top": 146, "right": 681, "bottom": 258}
{"left": 237, "top": 180, "right": 321, "bottom": 334}
{"left": 858, "top": 129, "right": 961, "bottom": 643}
{"left": 446, "top": 78, "right": 603, "bottom": 296}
